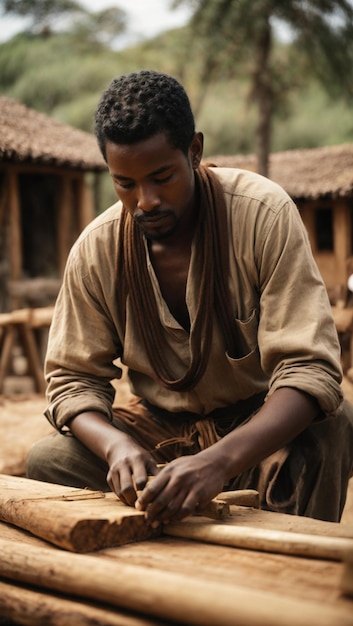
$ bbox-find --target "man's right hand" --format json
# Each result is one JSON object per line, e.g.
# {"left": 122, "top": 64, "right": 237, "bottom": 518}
{"left": 106, "top": 433, "right": 159, "bottom": 505}
{"left": 68, "top": 410, "right": 159, "bottom": 506}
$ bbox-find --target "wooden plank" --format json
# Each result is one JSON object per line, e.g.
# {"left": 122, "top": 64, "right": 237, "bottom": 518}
{"left": 0, "top": 475, "right": 158, "bottom": 551}
{"left": 0, "top": 530, "right": 352, "bottom": 626}
{"left": 0, "top": 475, "right": 352, "bottom": 557}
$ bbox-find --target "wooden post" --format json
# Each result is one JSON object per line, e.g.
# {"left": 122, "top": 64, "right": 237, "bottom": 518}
{"left": 57, "top": 176, "right": 73, "bottom": 277}
{"left": 334, "top": 199, "right": 350, "bottom": 293}
{"left": 0, "top": 324, "right": 16, "bottom": 389}
{"left": 8, "top": 170, "right": 22, "bottom": 307}
{"left": 77, "top": 174, "right": 95, "bottom": 232}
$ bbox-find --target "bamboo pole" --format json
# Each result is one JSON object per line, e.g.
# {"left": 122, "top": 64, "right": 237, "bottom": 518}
{"left": 0, "top": 537, "right": 351, "bottom": 626}
{"left": 164, "top": 520, "right": 353, "bottom": 562}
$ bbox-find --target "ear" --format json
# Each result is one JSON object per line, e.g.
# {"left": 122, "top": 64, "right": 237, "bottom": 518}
{"left": 189, "top": 132, "right": 204, "bottom": 169}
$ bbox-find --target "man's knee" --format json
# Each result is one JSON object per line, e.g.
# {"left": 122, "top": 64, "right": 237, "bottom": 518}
{"left": 26, "top": 433, "right": 64, "bottom": 482}
{"left": 26, "top": 430, "right": 109, "bottom": 491}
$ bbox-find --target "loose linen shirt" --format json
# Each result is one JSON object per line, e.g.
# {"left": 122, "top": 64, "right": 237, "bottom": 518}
{"left": 45, "top": 168, "right": 343, "bottom": 431}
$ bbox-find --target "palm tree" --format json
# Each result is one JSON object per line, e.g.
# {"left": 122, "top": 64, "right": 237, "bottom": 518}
{"left": 173, "top": 0, "right": 353, "bottom": 176}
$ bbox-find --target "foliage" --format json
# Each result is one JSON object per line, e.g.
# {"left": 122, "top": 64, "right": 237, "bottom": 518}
{"left": 173, "top": 0, "right": 353, "bottom": 175}
{"left": 0, "top": 0, "right": 127, "bottom": 44}
{"left": 1, "top": 4, "right": 353, "bottom": 208}
{"left": 1, "top": 0, "right": 84, "bottom": 33}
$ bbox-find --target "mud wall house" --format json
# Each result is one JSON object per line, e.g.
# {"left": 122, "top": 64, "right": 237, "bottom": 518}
{"left": 0, "top": 95, "right": 107, "bottom": 313}
{"left": 208, "top": 144, "right": 353, "bottom": 303}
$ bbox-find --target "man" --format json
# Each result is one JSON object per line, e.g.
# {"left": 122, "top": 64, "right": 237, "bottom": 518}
{"left": 27, "top": 70, "right": 353, "bottom": 523}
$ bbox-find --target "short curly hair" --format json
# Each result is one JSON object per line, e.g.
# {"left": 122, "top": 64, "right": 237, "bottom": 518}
{"left": 94, "top": 70, "right": 195, "bottom": 160}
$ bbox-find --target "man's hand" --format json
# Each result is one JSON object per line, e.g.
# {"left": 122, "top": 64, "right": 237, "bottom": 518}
{"left": 135, "top": 387, "right": 320, "bottom": 525}
{"left": 135, "top": 452, "right": 225, "bottom": 525}
{"left": 106, "top": 435, "right": 159, "bottom": 506}
{"left": 68, "top": 410, "right": 159, "bottom": 505}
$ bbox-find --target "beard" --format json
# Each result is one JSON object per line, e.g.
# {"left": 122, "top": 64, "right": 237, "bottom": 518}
{"left": 134, "top": 209, "right": 180, "bottom": 241}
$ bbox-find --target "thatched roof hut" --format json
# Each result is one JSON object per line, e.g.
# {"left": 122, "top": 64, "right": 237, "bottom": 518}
{"left": 207, "top": 143, "right": 353, "bottom": 201}
{"left": 0, "top": 96, "right": 106, "bottom": 312}
{"left": 0, "top": 95, "right": 106, "bottom": 171}
{"left": 207, "top": 144, "right": 353, "bottom": 300}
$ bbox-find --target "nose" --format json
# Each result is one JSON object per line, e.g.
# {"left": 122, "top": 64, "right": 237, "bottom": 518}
{"left": 136, "top": 184, "right": 161, "bottom": 213}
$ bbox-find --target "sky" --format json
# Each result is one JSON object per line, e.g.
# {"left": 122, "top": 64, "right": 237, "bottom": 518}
{"left": 0, "top": 0, "right": 193, "bottom": 45}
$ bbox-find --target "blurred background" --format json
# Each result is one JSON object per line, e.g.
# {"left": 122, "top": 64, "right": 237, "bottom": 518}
{"left": 1, "top": 0, "right": 353, "bottom": 209}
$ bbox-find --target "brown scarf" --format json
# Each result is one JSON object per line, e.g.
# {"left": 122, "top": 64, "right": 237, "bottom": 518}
{"left": 116, "top": 164, "right": 237, "bottom": 391}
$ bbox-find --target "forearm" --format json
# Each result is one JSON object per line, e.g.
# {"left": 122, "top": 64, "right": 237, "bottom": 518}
{"left": 200, "top": 387, "right": 320, "bottom": 481}
{"left": 68, "top": 411, "right": 131, "bottom": 463}
{"left": 68, "top": 411, "right": 159, "bottom": 504}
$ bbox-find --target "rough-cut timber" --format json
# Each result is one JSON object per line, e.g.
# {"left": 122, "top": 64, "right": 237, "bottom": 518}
{"left": 0, "top": 474, "right": 158, "bottom": 551}
{"left": 0, "top": 475, "right": 352, "bottom": 560}
{"left": 0, "top": 579, "right": 160, "bottom": 626}
{"left": 0, "top": 532, "right": 352, "bottom": 626}
{"left": 1, "top": 520, "right": 353, "bottom": 626}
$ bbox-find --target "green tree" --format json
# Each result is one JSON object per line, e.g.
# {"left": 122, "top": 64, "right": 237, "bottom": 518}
{"left": 70, "top": 7, "right": 127, "bottom": 48}
{"left": 1, "top": 0, "right": 127, "bottom": 47}
{"left": 1, "top": 0, "right": 84, "bottom": 35}
{"left": 173, "top": 0, "right": 353, "bottom": 176}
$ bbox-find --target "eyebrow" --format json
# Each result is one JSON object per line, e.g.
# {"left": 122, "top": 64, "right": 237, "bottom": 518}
{"left": 112, "top": 165, "right": 172, "bottom": 181}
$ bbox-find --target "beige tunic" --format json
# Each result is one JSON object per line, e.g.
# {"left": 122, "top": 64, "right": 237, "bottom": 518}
{"left": 45, "top": 168, "right": 343, "bottom": 431}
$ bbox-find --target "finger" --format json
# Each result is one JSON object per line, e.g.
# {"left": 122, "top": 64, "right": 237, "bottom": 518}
{"left": 177, "top": 492, "right": 201, "bottom": 521}
{"left": 147, "top": 460, "right": 160, "bottom": 477}
{"left": 135, "top": 471, "right": 170, "bottom": 511}
{"left": 116, "top": 466, "right": 137, "bottom": 507}
{"left": 106, "top": 468, "right": 122, "bottom": 499}
{"left": 150, "top": 490, "right": 186, "bottom": 524}
{"left": 141, "top": 480, "right": 187, "bottom": 522}
{"left": 132, "top": 459, "right": 150, "bottom": 492}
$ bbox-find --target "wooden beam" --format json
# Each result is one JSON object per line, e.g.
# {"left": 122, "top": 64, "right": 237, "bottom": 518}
{"left": 0, "top": 536, "right": 351, "bottom": 626}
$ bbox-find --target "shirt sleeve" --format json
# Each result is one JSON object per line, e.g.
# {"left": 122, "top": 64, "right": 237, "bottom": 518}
{"left": 45, "top": 224, "right": 124, "bottom": 432}
{"left": 256, "top": 197, "right": 343, "bottom": 414}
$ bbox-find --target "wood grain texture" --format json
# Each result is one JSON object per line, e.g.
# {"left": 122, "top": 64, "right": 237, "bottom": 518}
{"left": 0, "top": 533, "right": 352, "bottom": 626}
{"left": 0, "top": 579, "right": 160, "bottom": 626}
{"left": 164, "top": 518, "right": 353, "bottom": 561}
{"left": 0, "top": 474, "right": 159, "bottom": 551}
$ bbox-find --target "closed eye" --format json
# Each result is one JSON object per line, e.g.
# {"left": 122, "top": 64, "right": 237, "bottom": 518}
{"left": 118, "top": 181, "right": 134, "bottom": 189}
{"left": 113, "top": 179, "right": 134, "bottom": 190}
{"left": 155, "top": 173, "right": 173, "bottom": 184}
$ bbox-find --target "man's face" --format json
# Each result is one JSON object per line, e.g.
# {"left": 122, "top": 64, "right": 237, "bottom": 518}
{"left": 106, "top": 132, "right": 202, "bottom": 241}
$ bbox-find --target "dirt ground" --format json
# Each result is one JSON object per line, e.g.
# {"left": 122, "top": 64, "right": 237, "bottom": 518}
{"left": 1, "top": 374, "right": 353, "bottom": 525}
